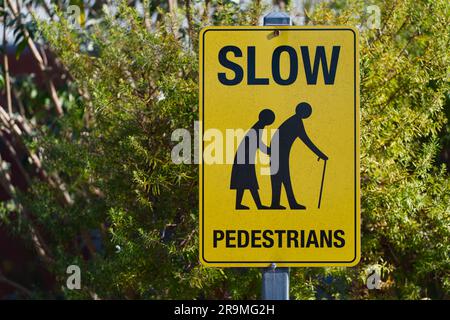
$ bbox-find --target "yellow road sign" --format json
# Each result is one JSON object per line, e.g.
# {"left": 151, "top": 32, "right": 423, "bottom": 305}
{"left": 199, "top": 26, "right": 360, "bottom": 267}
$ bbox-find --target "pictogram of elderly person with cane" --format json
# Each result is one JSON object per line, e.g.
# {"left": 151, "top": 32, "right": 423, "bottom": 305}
{"left": 269, "top": 102, "right": 328, "bottom": 210}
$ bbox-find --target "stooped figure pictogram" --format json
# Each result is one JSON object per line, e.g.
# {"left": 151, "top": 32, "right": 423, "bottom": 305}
{"left": 270, "top": 102, "right": 328, "bottom": 210}
{"left": 230, "top": 109, "right": 275, "bottom": 210}
{"left": 230, "top": 102, "right": 328, "bottom": 210}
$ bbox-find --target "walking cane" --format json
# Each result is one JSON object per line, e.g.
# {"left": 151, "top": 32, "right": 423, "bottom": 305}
{"left": 317, "top": 158, "right": 327, "bottom": 209}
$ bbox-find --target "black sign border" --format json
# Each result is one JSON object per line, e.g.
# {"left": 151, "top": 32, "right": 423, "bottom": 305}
{"left": 201, "top": 27, "right": 358, "bottom": 265}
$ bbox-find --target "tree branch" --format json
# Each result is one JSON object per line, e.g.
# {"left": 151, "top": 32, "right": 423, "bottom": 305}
{"left": 2, "top": 3, "right": 13, "bottom": 115}
{"left": 185, "top": 0, "right": 193, "bottom": 49}
{"left": 0, "top": 270, "right": 33, "bottom": 297}
{"left": 0, "top": 156, "right": 55, "bottom": 266}
{"left": 5, "top": 0, "right": 64, "bottom": 116}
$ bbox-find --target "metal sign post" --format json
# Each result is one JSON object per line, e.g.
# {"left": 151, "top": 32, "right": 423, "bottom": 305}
{"left": 261, "top": 12, "right": 291, "bottom": 301}
{"left": 262, "top": 263, "right": 289, "bottom": 300}
{"left": 263, "top": 11, "right": 292, "bottom": 26}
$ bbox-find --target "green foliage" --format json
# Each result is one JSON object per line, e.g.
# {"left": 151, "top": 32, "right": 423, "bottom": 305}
{"left": 1, "top": 0, "right": 448, "bottom": 299}
{"left": 310, "top": 0, "right": 450, "bottom": 299}
{"left": 29, "top": 4, "right": 208, "bottom": 299}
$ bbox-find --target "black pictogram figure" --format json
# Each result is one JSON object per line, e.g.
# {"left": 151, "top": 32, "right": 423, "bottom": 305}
{"left": 270, "top": 102, "right": 328, "bottom": 210}
{"left": 230, "top": 109, "right": 275, "bottom": 210}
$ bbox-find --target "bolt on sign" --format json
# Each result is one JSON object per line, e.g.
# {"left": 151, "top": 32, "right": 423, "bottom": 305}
{"left": 199, "top": 26, "right": 360, "bottom": 267}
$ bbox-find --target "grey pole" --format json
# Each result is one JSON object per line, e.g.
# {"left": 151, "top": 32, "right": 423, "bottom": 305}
{"left": 263, "top": 11, "right": 292, "bottom": 26}
{"left": 262, "top": 263, "right": 290, "bottom": 300}
{"left": 261, "top": 11, "right": 291, "bottom": 301}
